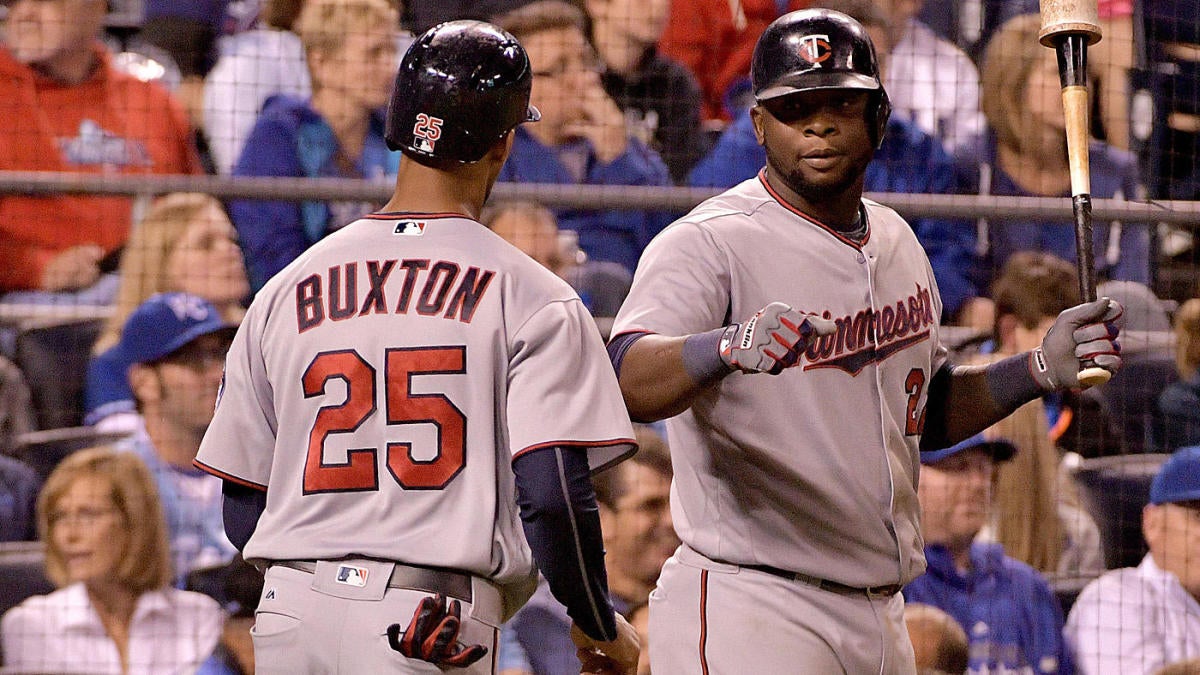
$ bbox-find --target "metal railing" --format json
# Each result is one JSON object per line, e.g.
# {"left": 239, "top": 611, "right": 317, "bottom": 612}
{"left": 2, "top": 171, "right": 1199, "bottom": 225}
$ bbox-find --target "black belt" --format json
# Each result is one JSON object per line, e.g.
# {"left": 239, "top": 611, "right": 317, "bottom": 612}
{"left": 271, "top": 560, "right": 473, "bottom": 602}
{"left": 737, "top": 562, "right": 902, "bottom": 598}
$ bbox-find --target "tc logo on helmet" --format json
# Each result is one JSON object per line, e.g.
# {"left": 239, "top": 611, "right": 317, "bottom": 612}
{"left": 797, "top": 34, "right": 831, "bottom": 64}
{"left": 412, "top": 113, "right": 444, "bottom": 153}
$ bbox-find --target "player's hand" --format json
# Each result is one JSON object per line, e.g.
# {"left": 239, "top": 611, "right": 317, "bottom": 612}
{"left": 41, "top": 244, "right": 104, "bottom": 291}
{"left": 1031, "top": 297, "right": 1124, "bottom": 390}
{"left": 386, "top": 593, "right": 488, "bottom": 668}
{"left": 719, "top": 302, "right": 837, "bottom": 375}
{"left": 571, "top": 613, "right": 640, "bottom": 675}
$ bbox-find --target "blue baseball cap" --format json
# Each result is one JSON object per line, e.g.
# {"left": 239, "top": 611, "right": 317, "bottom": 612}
{"left": 921, "top": 433, "right": 1017, "bottom": 465}
{"left": 114, "top": 292, "right": 236, "bottom": 365}
{"left": 1150, "top": 446, "right": 1200, "bottom": 505}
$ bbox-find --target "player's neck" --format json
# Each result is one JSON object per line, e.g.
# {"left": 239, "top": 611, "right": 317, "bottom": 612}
{"left": 382, "top": 158, "right": 493, "bottom": 220}
{"left": 764, "top": 167, "right": 864, "bottom": 233}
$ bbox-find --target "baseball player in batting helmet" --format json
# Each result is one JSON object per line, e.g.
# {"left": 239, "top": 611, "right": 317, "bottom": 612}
{"left": 196, "top": 19, "right": 639, "bottom": 674}
{"left": 608, "top": 8, "right": 1123, "bottom": 673}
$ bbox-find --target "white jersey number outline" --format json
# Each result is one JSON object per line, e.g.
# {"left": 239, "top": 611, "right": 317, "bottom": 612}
{"left": 301, "top": 346, "right": 467, "bottom": 494}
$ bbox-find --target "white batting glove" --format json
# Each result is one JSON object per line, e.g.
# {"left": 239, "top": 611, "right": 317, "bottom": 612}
{"left": 1031, "top": 297, "right": 1124, "bottom": 390}
{"left": 719, "top": 302, "right": 837, "bottom": 375}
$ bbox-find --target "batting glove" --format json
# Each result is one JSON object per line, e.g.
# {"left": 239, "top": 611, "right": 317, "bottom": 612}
{"left": 1030, "top": 297, "right": 1124, "bottom": 391}
{"left": 719, "top": 302, "right": 837, "bottom": 375}
{"left": 387, "top": 593, "right": 488, "bottom": 668}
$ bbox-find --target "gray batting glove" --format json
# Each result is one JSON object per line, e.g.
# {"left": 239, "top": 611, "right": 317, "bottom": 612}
{"left": 719, "top": 302, "right": 837, "bottom": 375}
{"left": 1030, "top": 297, "right": 1124, "bottom": 391}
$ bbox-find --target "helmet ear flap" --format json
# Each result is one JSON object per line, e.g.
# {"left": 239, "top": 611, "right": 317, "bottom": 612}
{"left": 871, "top": 88, "right": 892, "bottom": 150}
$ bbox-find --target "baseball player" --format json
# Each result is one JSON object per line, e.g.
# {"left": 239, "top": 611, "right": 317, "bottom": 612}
{"left": 606, "top": 9, "right": 1125, "bottom": 674}
{"left": 195, "top": 21, "right": 639, "bottom": 674}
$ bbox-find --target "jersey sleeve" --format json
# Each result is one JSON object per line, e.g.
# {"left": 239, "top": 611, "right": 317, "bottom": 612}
{"left": 611, "top": 219, "right": 731, "bottom": 338}
{"left": 507, "top": 298, "right": 635, "bottom": 472}
{"left": 195, "top": 302, "right": 278, "bottom": 488}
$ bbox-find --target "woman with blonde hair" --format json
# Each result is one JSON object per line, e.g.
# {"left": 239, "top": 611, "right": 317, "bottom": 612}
{"left": 1157, "top": 298, "right": 1200, "bottom": 451}
{"left": 0, "top": 447, "right": 224, "bottom": 673}
{"left": 93, "top": 193, "right": 248, "bottom": 355}
{"left": 973, "top": 252, "right": 1104, "bottom": 576}
{"left": 959, "top": 13, "right": 1149, "bottom": 288}
{"left": 85, "top": 193, "right": 248, "bottom": 429}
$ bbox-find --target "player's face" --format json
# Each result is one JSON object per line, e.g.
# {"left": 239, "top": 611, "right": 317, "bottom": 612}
{"left": 917, "top": 449, "right": 994, "bottom": 550}
{"left": 752, "top": 89, "right": 874, "bottom": 205}
{"left": 603, "top": 463, "right": 678, "bottom": 590}
{"left": 48, "top": 474, "right": 129, "bottom": 587}
{"left": 150, "top": 333, "right": 232, "bottom": 434}
{"left": 167, "top": 202, "right": 250, "bottom": 306}
{"left": 1145, "top": 502, "right": 1200, "bottom": 598}
{"left": 522, "top": 26, "right": 602, "bottom": 138}
{"left": 6, "top": 0, "right": 105, "bottom": 66}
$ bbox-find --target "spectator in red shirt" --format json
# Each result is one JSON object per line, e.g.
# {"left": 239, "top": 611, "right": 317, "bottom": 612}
{"left": 658, "top": 0, "right": 808, "bottom": 124}
{"left": 0, "top": 0, "right": 202, "bottom": 294}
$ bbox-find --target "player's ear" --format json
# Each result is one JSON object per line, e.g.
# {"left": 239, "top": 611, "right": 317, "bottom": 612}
{"left": 488, "top": 130, "right": 516, "bottom": 164}
{"left": 750, "top": 105, "right": 767, "bottom": 147}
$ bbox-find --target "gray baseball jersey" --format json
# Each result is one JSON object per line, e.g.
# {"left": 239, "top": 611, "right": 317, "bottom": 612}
{"left": 196, "top": 213, "right": 635, "bottom": 595}
{"left": 611, "top": 173, "right": 947, "bottom": 588}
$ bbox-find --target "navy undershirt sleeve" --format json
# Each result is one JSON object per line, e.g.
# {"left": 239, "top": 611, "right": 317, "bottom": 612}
{"left": 512, "top": 445, "right": 618, "bottom": 642}
{"left": 222, "top": 481, "right": 267, "bottom": 551}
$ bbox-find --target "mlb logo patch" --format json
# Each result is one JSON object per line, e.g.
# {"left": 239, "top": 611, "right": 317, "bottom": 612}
{"left": 394, "top": 221, "right": 427, "bottom": 236}
{"left": 336, "top": 565, "right": 370, "bottom": 587}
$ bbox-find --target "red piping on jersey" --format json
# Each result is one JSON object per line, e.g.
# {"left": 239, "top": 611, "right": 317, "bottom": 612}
{"left": 756, "top": 169, "right": 871, "bottom": 250}
{"left": 193, "top": 460, "right": 267, "bottom": 491}
{"left": 364, "top": 211, "right": 478, "bottom": 222}
{"left": 699, "top": 569, "right": 711, "bottom": 675}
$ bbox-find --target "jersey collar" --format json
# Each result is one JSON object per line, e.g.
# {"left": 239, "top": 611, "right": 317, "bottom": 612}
{"left": 756, "top": 168, "right": 871, "bottom": 251}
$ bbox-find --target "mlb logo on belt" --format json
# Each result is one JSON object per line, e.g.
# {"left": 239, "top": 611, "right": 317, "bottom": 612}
{"left": 336, "top": 565, "right": 370, "bottom": 587}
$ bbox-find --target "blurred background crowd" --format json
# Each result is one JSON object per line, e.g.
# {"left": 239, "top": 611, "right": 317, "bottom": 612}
{"left": 0, "top": 0, "right": 1198, "bottom": 672}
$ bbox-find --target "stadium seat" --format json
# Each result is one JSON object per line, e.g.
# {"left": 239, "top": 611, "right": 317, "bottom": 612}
{"left": 1067, "top": 453, "right": 1170, "bottom": 569}
{"left": 0, "top": 542, "right": 54, "bottom": 618}
{"left": 10, "top": 426, "right": 132, "bottom": 481}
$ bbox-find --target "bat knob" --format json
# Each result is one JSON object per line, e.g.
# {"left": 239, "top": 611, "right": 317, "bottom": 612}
{"left": 1077, "top": 365, "right": 1111, "bottom": 388}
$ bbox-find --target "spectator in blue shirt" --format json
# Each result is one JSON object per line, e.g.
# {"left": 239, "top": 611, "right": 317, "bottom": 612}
{"left": 101, "top": 293, "right": 240, "bottom": 585}
{"left": 905, "top": 433, "right": 1073, "bottom": 674}
{"left": 229, "top": 0, "right": 401, "bottom": 291}
{"left": 494, "top": 1, "right": 675, "bottom": 275}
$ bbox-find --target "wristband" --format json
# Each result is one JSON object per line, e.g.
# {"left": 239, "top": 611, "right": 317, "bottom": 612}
{"left": 682, "top": 327, "right": 734, "bottom": 384}
{"left": 983, "top": 352, "right": 1046, "bottom": 414}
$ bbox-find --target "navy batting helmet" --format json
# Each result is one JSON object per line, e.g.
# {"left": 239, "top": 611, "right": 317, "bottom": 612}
{"left": 751, "top": 9, "right": 891, "bottom": 148}
{"left": 385, "top": 20, "right": 540, "bottom": 166}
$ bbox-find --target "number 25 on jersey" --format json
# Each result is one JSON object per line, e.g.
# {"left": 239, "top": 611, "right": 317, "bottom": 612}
{"left": 302, "top": 347, "right": 466, "bottom": 494}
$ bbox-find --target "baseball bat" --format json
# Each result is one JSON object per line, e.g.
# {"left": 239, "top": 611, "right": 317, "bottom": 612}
{"left": 1039, "top": 0, "right": 1111, "bottom": 387}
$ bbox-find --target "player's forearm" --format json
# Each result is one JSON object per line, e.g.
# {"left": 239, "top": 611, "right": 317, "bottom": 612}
{"left": 512, "top": 446, "right": 618, "bottom": 642}
{"left": 921, "top": 354, "right": 1044, "bottom": 451}
{"left": 609, "top": 333, "right": 718, "bottom": 422}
